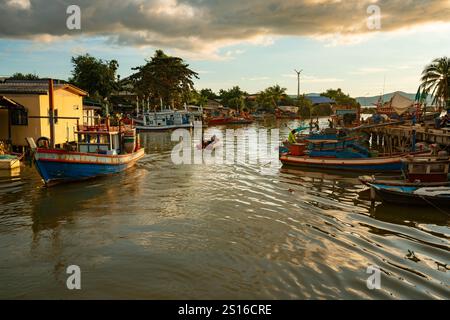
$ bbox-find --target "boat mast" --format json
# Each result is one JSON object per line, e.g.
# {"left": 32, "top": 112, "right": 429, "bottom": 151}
{"left": 48, "top": 79, "right": 55, "bottom": 148}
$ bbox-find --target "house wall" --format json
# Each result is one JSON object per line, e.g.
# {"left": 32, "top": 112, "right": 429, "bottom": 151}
{"left": 38, "top": 89, "right": 83, "bottom": 146}
{"left": 0, "top": 90, "right": 83, "bottom": 147}
{"left": 2, "top": 95, "right": 42, "bottom": 146}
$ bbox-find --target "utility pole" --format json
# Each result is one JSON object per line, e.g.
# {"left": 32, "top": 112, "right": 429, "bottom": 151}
{"left": 294, "top": 69, "right": 303, "bottom": 100}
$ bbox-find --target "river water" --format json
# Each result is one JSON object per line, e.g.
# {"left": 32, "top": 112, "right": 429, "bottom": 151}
{"left": 0, "top": 119, "right": 449, "bottom": 299}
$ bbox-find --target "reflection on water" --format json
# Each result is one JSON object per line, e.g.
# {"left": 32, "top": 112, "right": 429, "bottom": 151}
{"left": 0, "top": 119, "right": 449, "bottom": 299}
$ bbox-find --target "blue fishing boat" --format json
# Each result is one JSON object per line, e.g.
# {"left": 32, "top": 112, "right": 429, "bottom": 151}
{"left": 280, "top": 128, "right": 428, "bottom": 172}
{"left": 30, "top": 122, "right": 145, "bottom": 186}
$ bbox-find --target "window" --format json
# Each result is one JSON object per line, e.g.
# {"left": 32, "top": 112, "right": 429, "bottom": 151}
{"left": 48, "top": 109, "right": 58, "bottom": 124}
{"left": 11, "top": 108, "right": 28, "bottom": 126}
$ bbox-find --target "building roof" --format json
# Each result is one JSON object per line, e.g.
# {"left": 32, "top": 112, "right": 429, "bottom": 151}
{"left": 0, "top": 80, "right": 88, "bottom": 96}
{"left": 306, "top": 96, "right": 336, "bottom": 105}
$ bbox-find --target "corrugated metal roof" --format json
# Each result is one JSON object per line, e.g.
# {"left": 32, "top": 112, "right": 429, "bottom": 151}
{"left": 306, "top": 96, "right": 336, "bottom": 105}
{"left": 0, "top": 81, "right": 87, "bottom": 96}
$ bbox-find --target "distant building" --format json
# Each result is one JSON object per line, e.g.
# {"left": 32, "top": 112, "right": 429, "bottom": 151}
{"left": 306, "top": 95, "right": 336, "bottom": 106}
{"left": 203, "top": 99, "right": 226, "bottom": 116}
{"left": 0, "top": 80, "right": 87, "bottom": 147}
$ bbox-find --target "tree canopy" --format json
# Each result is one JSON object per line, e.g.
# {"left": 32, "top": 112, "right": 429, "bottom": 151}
{"left": 321, "top": 88, "right": 359, "bottom": 107}
{"left": 256, "top": 85, "right": 288, "bottom": 111}
{"left": 219, "top": 86, "right": 248, "bottom": 111}
{"left": 8, "top": 73, "right": 40, "bottom": 80}
{"left": 130, "top": 50, "right": 199, "bottom": 108}
{"left": 199, "top": 88, "right": 219, "bottom": 100}
{"left": 69, "top": 54, "right": 119, "bottom": 100}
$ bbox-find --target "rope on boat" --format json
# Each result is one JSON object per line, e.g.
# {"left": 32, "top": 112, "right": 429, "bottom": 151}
{"left": 418, "top": 195, "right": 450, "bottom": 215}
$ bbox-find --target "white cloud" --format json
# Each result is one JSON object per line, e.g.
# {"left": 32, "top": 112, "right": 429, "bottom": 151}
{"left": 7, "top": 0, "right": 30, "bottom": 10}
{"left": 350, "top": 67, "right": 388, "bottom": 75}
{"left": 1, "top": 0, "right": 449, "bottom": 60}
{"left": 282, "top": 74, "right": 343, "bottom": 83}
{"left": 241, "top": 76, "right": 270, "bottom": 81}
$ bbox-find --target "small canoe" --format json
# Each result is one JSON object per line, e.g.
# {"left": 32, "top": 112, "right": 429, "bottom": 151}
{"left": 359, "top": 175, "right": 450, "bottom": 187}
{"left": 196, "top": 138, "right": 222, "bottom": 151}
{"left": 367, "top": 182, "right": 450, "bottom": 207}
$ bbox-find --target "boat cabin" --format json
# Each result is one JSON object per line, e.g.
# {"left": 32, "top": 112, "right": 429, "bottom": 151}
{"left": 142, "top": 110, "right": 191, "bottom": 128}
{"left": 403, "top": 155, "right": 450, "bottom": 183}
{"left": 75, "top": 123, "right": 137, "bottom": 156}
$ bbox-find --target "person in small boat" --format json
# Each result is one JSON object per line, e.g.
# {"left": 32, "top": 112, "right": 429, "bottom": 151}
{"left": 288, "top": 130, "right": 297, "bottom": 144}
{"left": 203, "top": 135, "right": 217, "bottom": 148}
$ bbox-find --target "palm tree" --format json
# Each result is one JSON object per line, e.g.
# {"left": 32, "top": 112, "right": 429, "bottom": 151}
{"left": 420, "top": 57, "right": 450, "bottom": 110}
{"left": 256, "top": 91, "right": 272, "bottom": 110}
{"left": 265, "top": 85, "right": 287, "bottom": 110}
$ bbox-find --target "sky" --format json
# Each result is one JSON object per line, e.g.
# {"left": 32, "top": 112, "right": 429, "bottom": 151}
{"left": 0, "top": 0, "right": 450, "bottom": 97}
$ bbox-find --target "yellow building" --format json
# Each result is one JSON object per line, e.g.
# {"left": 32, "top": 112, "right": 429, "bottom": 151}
{"left": 0, "top": 80, "right": 88, "bottom": 147}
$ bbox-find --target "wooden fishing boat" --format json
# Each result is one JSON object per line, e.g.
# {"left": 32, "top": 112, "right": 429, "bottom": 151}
{"left": 28, "top": 122, "right": 145, "bottom": 186}
{"left": 401, "top": 155, "right": 449, "bottom": 182}
{"left": 365, "top": 183, "right": 450, "bottom": 207}
{"left": 134, "top": 109, "right": 193, "bottom": 131}
{"left": 280, "top": 153, "right": 409, "bottom": 172}
{"left": 275, "top": 106, "right": 300, "bottom": 119}
{"left": 207, "top": 116, "right": 253, "bottom": 126}
{"left": 360, "top": 155, "right": 450, "bottom": 185}
{"left": 280, "top": 128, "right": 430, "bottom": 172}
{"left": 0, "top": 154, "right": 21, "bottom": 170}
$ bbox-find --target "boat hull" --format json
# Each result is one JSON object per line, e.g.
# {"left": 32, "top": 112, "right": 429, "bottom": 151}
{"left": 279, "top": 154, "right": 404, "bottom": 172}
{"left": 207, "top": 118, "right": 253, "bottom": 125}
{"left": 135, "top": 123, "right": 193, "bottom": 131}
{"left": 0, "top": 158, "right": 20, "bottom": 170}
{"left": 369, "top": 184, "right": 450, "bottom": 207}
{"left": 34, "top": 148, "right": 145, "bottom": 185}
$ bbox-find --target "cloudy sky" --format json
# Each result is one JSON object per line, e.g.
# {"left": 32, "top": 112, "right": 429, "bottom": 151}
{"left": 0, "top": 0, "right": 449, "bottom": 96}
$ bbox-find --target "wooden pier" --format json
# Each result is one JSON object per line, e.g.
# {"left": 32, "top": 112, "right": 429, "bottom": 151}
{"left": 362, "top": 123, "right": 450, "bottom": 152}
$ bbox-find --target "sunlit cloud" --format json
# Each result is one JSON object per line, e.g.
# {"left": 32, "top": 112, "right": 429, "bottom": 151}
{"left": 0, "top": 0, "right": 449, "bottom": 60}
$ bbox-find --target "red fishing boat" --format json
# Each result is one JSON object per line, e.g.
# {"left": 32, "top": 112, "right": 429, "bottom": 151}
{"left": 207, "top": 116, "right": 253, "bottom": 126}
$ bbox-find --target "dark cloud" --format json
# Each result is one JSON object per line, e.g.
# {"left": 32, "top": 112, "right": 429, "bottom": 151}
{"left": 0, "top": 0, "right": 449, "bottom": 55}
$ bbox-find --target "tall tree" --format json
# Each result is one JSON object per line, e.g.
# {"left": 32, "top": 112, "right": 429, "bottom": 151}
{"left": 199, "top": 88, "right": 219, "bottom": 100}
{"left": 420, "top": 56, "right": 450, "bottom": 109}
{"left": 188, "top": 90, "right": 208, "bottom": 107}
{"left": 296, "top": 94, "right": 313, "bottom": 117}
{"left": 264, "top": 85, "right": 287, "bottom": 109}
{"left": 219, "top": 86, "right": 248, "bottom": 111}
{"left": 256, "top": 91, "right": 273, "bottom": 110}
{"left": 8, "top": 73, "right": 40, "bottom": 80}
{"left": 321, "top": 88, "right": 358, "bottom": 107}
{"left": 131, "top": 50, "right": 199, "bottom": 108}
{"left": 69, "top": 54, "right": 119, "bottom": 100}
